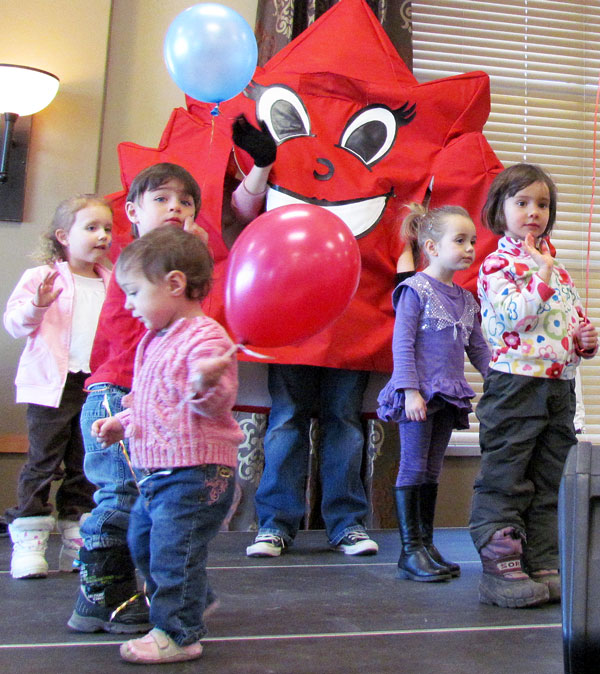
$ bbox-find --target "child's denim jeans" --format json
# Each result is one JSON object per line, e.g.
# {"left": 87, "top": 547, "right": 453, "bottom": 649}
{"left": 79, "top": 383, "right": 141, "bottom": 549}
{"left": 128, "top": 464, "right": 235, "bottom": 645}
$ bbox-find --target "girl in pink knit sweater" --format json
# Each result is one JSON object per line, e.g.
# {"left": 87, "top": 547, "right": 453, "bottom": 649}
{"left": 92, "top": 226, "right": 243, "bottom": 665}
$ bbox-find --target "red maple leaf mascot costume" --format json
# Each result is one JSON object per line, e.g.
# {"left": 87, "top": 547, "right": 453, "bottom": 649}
{"left": 112, "top": 0, "right": 501, "bottom": 373}
{"left": 109, "top": 0, "right": 502, "bottom": 556}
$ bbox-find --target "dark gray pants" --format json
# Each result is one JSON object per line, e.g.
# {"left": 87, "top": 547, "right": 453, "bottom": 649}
{"left": 5, "top": 371, "right": 95, "bottom": 523}
{"left": 469, "top": 370, "right": 576, "bottom": 571}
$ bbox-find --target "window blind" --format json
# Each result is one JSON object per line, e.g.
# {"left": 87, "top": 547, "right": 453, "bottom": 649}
{"left": 412, "top": 0, "right": 600, "bottom": 447}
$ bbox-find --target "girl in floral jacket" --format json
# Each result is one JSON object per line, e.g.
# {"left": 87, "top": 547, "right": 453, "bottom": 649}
{"left": 470, "top": 163, "right": 597, "bottom": 609}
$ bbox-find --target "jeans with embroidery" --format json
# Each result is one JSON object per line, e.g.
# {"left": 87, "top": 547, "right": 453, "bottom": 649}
{"left": 128, "top": 464, "right": 235, "bottom": 645}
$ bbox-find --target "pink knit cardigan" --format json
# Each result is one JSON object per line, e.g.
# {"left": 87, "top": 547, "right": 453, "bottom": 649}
{"left": 117, "top": 316, "right": 243, "bottom": 469}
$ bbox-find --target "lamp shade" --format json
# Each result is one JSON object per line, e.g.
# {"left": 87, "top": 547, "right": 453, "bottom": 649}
{"left": 0, "top": 64, "right": 59, "bottom": 116}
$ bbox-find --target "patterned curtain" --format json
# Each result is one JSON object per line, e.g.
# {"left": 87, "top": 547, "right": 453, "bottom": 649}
{"left": 255, "top": 0, "right": 413, "bottom": 70}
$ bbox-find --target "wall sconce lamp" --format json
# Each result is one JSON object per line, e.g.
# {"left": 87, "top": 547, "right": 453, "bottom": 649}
{"left": 0, "top": 64, "right": 60, "bottom": 221}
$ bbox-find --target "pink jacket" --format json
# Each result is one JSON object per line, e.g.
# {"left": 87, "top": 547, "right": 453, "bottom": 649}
{"left": 4, "top": 261, "right": 111, "bottom": 407}
{"left": 117, "top": 316, "right": 243, "bottom": 469}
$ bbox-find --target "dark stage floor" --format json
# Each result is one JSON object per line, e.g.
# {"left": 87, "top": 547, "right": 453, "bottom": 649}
{"left": 0, "top": 529, "right": 563, "bottom": 673}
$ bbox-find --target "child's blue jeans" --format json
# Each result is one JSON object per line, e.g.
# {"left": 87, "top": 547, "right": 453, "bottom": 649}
{"left": 128, "top": 464, "right": 235, "bottom": 645}
{"left": 79, "top": 383, "right": 141, "bottom": 550}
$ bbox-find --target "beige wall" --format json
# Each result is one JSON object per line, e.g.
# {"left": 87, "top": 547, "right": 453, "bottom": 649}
{"left": 98, "top": 0, "right": 258, "bottom": 195}
{"left": 0, "top": 0, "right": 257, "bottom": 507}
{"left": 0, "top": 0, "right": 112, "bottom": 439}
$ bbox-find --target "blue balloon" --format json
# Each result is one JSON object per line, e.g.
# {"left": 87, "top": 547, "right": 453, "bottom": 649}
{"left": 164, "top": 3, "right": 258, "bottom": 104}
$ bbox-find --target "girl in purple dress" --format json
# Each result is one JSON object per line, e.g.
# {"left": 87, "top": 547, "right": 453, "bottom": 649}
{"left": 378, "top": 203, "right": 490, "bottom": 582}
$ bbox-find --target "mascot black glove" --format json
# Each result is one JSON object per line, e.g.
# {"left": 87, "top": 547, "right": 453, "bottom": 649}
{"left": 232, "top": 114, "right": 277, "bottom": 167}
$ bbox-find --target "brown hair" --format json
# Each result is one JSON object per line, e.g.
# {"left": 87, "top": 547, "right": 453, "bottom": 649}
{"left": 127, "top": 163, "right": 201, "bottom": 216}
{"left": 116, "top": 225, "right": 213, "bottom": 301}
{"left": 401, "top": 202, "right": 471, "bottom": 264}
{"left": 35, "top": 194, "right": 112, "bottom": 264}
{"left": 482, "top": 163, "right": 557, "bottom": 236}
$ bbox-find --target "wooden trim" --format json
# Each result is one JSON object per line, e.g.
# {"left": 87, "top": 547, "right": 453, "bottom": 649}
{"left": 0, "top": 434, "right": 28, "bottom": 454}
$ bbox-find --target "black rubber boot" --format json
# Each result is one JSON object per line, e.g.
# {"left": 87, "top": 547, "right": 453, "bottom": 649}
{"left": 420, "top": 482, "right": 460, "bottom": 577}
{"left": 394, "top": 487, "right": 451, "bottom": 582}
{"left": 68, "top": 546, "right": 151, "bottom": 633}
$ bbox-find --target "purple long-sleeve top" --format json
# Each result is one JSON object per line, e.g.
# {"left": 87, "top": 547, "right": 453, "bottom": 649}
{"left": 377, "top": 272, "right": 490, "bottom": 427}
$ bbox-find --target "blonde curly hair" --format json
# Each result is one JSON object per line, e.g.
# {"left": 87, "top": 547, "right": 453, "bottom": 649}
{"left": 34, "top": 194, "right": 112, "bottom": 264}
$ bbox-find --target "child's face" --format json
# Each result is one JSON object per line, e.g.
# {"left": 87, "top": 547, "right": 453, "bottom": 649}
{"left": 126, "top": 178, "right": 196, "bottom": 237}
{"left": 503, "top": 180, "right": 550, "bottom": 240}
{"left": 57, "top": 203, "right": 112, "bottom": 272}
{"left": 429, "top": 215, "right": 477, "bottom": 272}
{"left": 118, "top": 267, "right": 178, "bottom": 331}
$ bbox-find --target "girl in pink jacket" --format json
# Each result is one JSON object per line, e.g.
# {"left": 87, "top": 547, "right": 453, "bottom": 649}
{"left": 3, "top": 194, "right": 112, "bottom": 579}
{"left": 92, "top": 226, "right": 242, "bottom": 665}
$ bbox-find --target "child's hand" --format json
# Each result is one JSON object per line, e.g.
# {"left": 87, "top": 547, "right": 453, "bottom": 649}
{"left": 91, "top": 417, "right": 125, "bottom": 448}
{"left": 404, "top": 389, "right": 427, "bottom": 422}
{"left": 183, "top": 216, "right": 209, "bottom": 244}
{"left": 232, "top": 115, "right": 277, "bottom": 168}
{"left": 34, "top": 270, "right": 62, "bottom": 307}
{"left": 575, "top": 321, "right": 598, "bottom": 352}
{"left": 523, "top": 234, "right": 554, "bottom": 284}
{"left": 191, "top": 344, "right": 238, "bottom": 396}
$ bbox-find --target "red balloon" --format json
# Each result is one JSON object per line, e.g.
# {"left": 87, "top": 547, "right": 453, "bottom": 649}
{"left": 225, "top": 204, "right": 361, "bottom": 347}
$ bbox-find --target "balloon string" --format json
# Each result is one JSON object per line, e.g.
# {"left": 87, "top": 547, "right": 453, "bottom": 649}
{"left": 199, "top": 111, "right": 217, "bottom": 219}
{"left": 181, "top": 342, "right": 271, "bottom": 407}
{"left": 585, "top": 69, "right": 600, "bottom": 315}
{"left": 235, "top": 343, "right": 272, "bottom": 359}
{"left": 101, "top": 394, "right": 140, "bottom": 493}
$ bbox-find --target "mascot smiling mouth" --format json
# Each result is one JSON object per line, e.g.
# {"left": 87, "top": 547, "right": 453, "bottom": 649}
{"left": 266, "top": 184, "right": 392, "bottom": 239}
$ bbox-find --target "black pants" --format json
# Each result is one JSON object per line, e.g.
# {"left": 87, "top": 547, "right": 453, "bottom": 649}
{"left": 5, "top": 371, "right": 95, "bottom": 523}
{"left": 469, "top": 370, "right": 576, "bottom": 571}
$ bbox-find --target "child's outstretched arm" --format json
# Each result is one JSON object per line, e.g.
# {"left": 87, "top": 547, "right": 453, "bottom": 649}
{"left": 187, "top": 338, "right": 239, "bottom": 418}
{"left": 191, "top": 343, "right": 237, "bottom": 395}
{"left": 4, "top": 267, "right": 62, "bottom": 339}
{"left": 33, "top": 270, "right": 63, "bottom": 307}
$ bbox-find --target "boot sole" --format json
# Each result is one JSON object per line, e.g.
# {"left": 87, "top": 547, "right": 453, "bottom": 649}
{"left": 478, "top": 583, "right": 549, "bottom": 608}
{"left": 67, "top": 612, "right": 152, "bottom": 634}
{"left": 396, "top": 569, "right": 451, "bottom": 582}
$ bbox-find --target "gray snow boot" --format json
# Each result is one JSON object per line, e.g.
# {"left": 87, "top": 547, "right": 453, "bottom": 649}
{"left": 479, "top": 527, "right": 549, "bottom": 608}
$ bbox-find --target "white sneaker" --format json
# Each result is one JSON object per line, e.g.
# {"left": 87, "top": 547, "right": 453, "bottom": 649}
{"left": 57, "top": 513, "right": 89, "bottom": 572}
{"left": 246, "top": 533, "right": 285, "bottom": 557}
{"left": 8, "top": 515, "right": 55, "bottom": 579}
{"left": 335, "top": 531, "right": 379, "bottom": 556}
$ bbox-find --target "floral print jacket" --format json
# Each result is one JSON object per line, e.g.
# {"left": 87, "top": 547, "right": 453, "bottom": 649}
{"left": 478, "top": 236, "right": 590, "bottom": 380}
